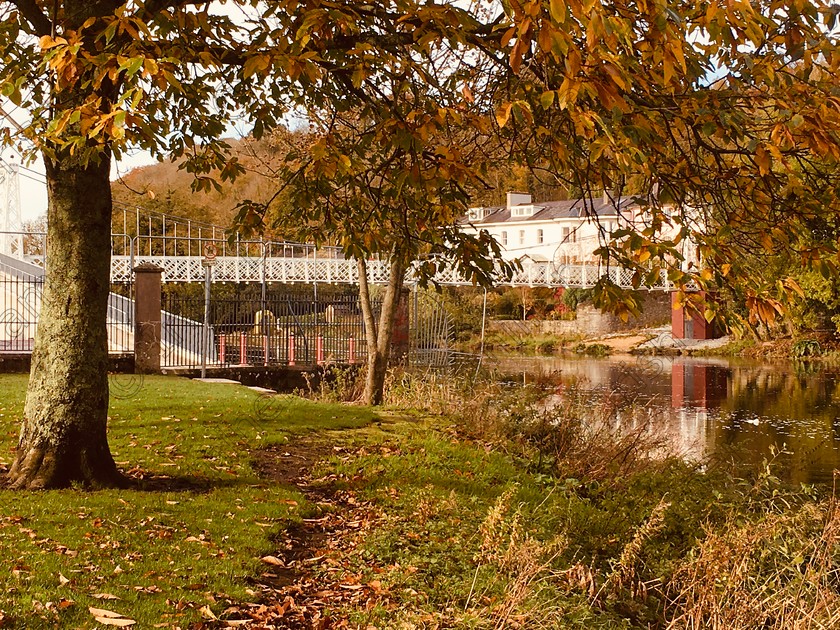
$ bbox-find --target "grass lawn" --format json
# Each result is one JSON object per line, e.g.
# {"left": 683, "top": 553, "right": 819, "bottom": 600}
{"left": 0, "top": 374, "right": 375, "bottom": 628}
{"left": 1, "top": 374, "right": 836, "bottom": 629}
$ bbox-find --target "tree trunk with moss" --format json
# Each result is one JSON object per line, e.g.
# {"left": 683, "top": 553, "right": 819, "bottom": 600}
{"left": 7, "top": 153, "right": 124, "bottom": 489}
{"left": 357, "top": 255, "right": 406, "bottom": 406}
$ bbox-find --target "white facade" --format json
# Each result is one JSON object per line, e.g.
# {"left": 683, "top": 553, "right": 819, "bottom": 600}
{"left": 463, "top": 192, "right": 637, "bottom": 264}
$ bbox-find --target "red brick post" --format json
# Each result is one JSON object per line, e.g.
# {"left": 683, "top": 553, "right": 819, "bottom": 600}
{"left": 671, "top": 291, "right": 720, "bottom": 340}
{"left": 134, "top": 262, "right": 163, "bottom": 373}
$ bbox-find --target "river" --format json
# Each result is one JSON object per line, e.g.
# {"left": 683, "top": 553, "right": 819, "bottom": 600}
{"left": 489, "top": 355, "right": 840, "bottom": 485}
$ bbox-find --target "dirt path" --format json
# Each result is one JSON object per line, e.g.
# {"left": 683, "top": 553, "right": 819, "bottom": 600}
{"left": 222, "top": 439, "right": 386, "bottom": 628}
{"left": 593, "top": 334, "right": 650, "bottom": 354}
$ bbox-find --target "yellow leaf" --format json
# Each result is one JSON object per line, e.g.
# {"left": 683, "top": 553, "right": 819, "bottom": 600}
{"left": 784, "top": 276, "right": 805, "bottom": 298}
{"left": 496, "top": 103, "right": 513, "bottom": 128}
{"left": 662, "top": 58, "right": 674, "bottom": 84}
{"left": 39, "top": 35, "right": 58, "bottom": 50}
{"left": 242, "top": 54, "right": 269, "bottom": 79}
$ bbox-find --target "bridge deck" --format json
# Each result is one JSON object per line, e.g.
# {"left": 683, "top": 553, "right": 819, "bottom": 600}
{"left": 112, "top": 255, "right": 673, "bottom": 289}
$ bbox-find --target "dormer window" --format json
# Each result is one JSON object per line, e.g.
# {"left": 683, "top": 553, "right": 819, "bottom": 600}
{"left": 511, "top": 204, "right": 535, "bottom": 218}
{"left": 467, "top": 207, "right": 487, "bottom": 221}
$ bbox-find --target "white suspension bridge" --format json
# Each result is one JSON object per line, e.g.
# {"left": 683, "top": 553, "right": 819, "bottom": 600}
{"left": 1, "top": 159, "right": 674, "bottom": 290}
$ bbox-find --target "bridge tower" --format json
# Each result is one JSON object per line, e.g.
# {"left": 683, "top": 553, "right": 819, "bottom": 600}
{"left": 0, "top": 158, "right": 23, "bottom": 258}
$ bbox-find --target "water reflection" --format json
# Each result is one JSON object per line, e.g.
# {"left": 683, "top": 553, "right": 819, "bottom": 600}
{"left": 489, "top": 355, "right": 840, "bottom": 484}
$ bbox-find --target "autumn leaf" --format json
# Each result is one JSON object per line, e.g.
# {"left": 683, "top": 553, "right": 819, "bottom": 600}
{"left": 89, "top": 607, "right": 136, "bottom": 627}
{"left": 260, "top": 555, "right": 285, "bottom": 566}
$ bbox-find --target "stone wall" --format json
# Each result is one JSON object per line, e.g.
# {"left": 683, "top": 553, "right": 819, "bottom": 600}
{"left": 488, "top": 292, "right": 671, "bottom": 339}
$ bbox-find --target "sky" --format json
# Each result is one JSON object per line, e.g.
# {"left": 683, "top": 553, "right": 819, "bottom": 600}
{"left": 7, "top": 149, "right": 161, "bottom": 223}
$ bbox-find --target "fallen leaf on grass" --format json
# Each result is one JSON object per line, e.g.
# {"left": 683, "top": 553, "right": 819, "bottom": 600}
{"left": 58, "top": 573, "right": 70, "bottom": 585}
{"left": 92, "top": 593, "right": 121, "bottom": 600}
{"left": 88, "top": 607, "right": 136, "bottom": 627}
{"left": 199, "top": 605, "right": 218, "bottom": 620}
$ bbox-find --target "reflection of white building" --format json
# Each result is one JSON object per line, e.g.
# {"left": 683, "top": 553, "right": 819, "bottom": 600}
{"left": 462, "top": 191, "right": 682, "bottom": 264}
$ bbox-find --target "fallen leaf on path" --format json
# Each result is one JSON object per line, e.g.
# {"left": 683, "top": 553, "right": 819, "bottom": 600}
{"left": 260, "top": 555, "right": 285, "bottom": 566}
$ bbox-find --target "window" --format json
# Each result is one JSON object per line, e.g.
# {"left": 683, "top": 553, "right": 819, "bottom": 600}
{"left": 501, "top": 231, "right": 508, "bottom": 246}
{"left": 511, "top": 205, "right": 535, "bottom": 218}
{"left": 519, "top": 230, "right": 525, "bottom": 245}
{"left": 467, "top": 207, "right": 486, "bottom": 221}
{"left": 571, "top": 229, "right": 577, "bottom": 243}
{"left": 562, "top": 227, "right": 570, "bottom": 241}
{"left": 537, "top": 229, "right": 544, "bottom": 244}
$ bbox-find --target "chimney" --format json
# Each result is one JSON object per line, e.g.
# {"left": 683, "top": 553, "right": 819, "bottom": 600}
{"left": 506, "top": 191, "right": 532, "bottom": 209}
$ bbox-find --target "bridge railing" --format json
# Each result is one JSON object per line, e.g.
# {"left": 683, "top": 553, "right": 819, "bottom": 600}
{"left": 1, "top": 230, "right": 680, "bottom": 290}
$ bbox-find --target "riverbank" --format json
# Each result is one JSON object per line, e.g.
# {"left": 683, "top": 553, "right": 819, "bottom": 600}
{"left": 1, "top": 374, "right": 837, "bottom": 628}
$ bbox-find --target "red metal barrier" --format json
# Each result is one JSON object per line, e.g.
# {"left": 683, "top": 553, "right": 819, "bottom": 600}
{"left": 288, "top": 332, "right": 295, "bottom": 366}
{"left": 239, "top": 332, "right": 247, "bottom": 365}
{"left": 263, "top": 335, "right": 269, "bottom": 367}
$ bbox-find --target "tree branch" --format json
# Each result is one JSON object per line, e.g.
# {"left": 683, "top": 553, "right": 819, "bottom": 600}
{"left": 11, "top": 0, "right": 53, "bottom": 36}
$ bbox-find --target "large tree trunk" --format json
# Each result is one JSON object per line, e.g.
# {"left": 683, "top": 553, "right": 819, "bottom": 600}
{"left": 358, "top": 255, "right": 406, "bottom": 406}
{"left": 7, "top": 154, "right": 124, "bottom": 489}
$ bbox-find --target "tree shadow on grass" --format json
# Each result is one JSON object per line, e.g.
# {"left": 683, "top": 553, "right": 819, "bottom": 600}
{"left": 126, "top": 473, "right": 254, "bottom": 493}
{"left": 0, "top": 470, "right": 256, "bottom": 493}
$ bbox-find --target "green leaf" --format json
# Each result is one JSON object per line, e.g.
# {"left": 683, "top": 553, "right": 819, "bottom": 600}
{"left": 539, "top": 90, "right": 555, "bottom": 109}
{"left": 549, "top": 0, "right": 567, "bottom": 23}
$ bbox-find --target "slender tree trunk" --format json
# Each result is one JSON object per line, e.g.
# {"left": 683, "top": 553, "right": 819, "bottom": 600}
{"left": 357, "top": 255, "right": 406, "bottom": 405}
{"left": 7, "top": 153, "right": 124, "bottom": 489}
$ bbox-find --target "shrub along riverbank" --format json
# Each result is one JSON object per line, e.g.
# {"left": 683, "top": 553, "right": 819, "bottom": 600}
{"left": 0, "top": 373, "right": 837, "bottom": 628}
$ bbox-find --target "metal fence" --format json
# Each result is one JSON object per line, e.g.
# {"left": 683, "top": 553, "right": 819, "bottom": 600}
{"left": 0, "top": 273, "right": 41, "bottom": 352}
{"left": 161, "top": 290, "right": 366, "bottom": 369}
{"left": 0, "top": 275, "right": 134, "bottom": 355}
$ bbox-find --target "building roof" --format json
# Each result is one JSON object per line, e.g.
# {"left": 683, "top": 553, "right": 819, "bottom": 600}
{"left": 466, "top": 195, "right": 637, "bottom": 225}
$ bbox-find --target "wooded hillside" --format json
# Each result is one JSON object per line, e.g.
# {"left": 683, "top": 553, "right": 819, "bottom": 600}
{"left": 111, "top": 132, "right": 570, "bottom": 234}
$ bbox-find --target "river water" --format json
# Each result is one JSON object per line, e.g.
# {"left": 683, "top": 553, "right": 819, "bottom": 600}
{"left": 489, "top": 355, "right": 840, "bottom": 485}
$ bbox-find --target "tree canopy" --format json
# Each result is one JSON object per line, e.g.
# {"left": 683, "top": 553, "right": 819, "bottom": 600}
{"left": 2, "top": 0, "right": 840, "bottom": 486}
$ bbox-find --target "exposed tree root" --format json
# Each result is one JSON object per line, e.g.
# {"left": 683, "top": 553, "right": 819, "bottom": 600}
{"left": 6, "top": 445, "right": 128, "bottom": 490}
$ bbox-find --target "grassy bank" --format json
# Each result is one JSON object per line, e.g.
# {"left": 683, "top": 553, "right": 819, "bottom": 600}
{"left": 0, "top": 374, "right": 838, "bottom": 628}
{"left": 0, "top": 375, "right": 374, "bottom": 628}
{"left": 312, "top": 381, "right": 840, "bottom": 628}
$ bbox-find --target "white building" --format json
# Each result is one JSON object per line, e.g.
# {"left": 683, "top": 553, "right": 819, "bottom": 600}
{"left": 463, "top": 191, "right": 642, "bottom": 264}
